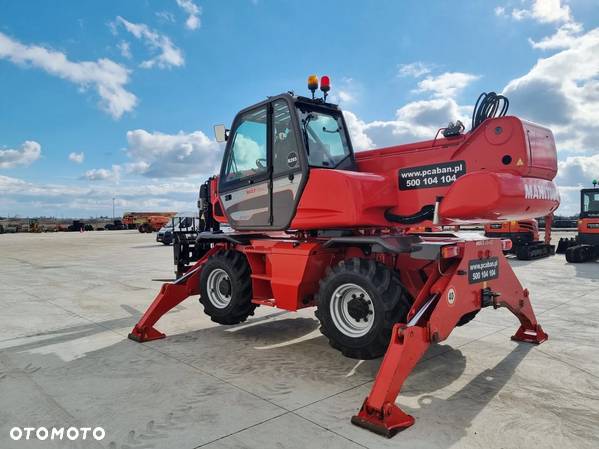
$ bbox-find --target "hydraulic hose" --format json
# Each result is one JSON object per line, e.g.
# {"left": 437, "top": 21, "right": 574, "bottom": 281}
{"left": 471, "top": 92, "right": 509, "bottom": 131}
{"left": 384, "top": 205, "right": 435, "bottom": 225}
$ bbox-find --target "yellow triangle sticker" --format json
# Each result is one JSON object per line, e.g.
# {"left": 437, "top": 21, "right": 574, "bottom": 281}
{"left": 516, "top": 158, "right": 524, "bottom": 166}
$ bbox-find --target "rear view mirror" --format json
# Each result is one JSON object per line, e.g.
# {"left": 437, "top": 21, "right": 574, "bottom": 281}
{"left": 214, "top": 124, "right": 228, "bottom": 143}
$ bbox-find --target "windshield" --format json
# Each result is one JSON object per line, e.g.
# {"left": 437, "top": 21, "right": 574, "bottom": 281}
{"left": 298, "top": 107, "right": 351, "bottom": 168}
{"left": 583, "top": 191, "right": 599, "bottom": 214}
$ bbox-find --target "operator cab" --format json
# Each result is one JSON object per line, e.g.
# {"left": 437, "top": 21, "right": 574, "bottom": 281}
{"left": 581, "top": 188, "right": 599, "bottom": 219}
{"left": 216, "top": 88, "right": 355, "bottom": 230}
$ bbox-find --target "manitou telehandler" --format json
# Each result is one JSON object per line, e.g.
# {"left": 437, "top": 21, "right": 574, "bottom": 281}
{"left": 557, "top": 182, "right": 599, "bottom": 262}
{"left": 129, "top": 80, "right": 559, "bottom": 437}
{"left": 484, "top": 218, "right": 555, "bottom": 260}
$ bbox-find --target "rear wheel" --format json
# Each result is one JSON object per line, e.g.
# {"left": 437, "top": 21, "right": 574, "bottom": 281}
{"left": 315, "top": 258, "right": 412, "bottom": 360}
{"left": 199, "top": 250, "right": 256, "bottom": 324}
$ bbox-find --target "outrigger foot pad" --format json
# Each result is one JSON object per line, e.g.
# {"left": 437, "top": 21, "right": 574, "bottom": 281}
{"left": 511, "top": 324, "right": 548, "bottom": 344}
{"left": 128, "top": 325, "right": 165, "bottom": 343}
{"left": 351, "top": 401, "right": 415, "bottom": 438}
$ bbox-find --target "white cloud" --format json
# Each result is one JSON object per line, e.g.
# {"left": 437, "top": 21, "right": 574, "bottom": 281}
{"left": 68, "top": 152, "right": 85, "bottom": 164}
{"left": 115, "top": 17, "right": 184, "bottom": 69}
{"left": 503, "top": 28, "right": 599, "bottom": 151}
{"left": 338, "top": 90, "right": 355, "bottom": 104}
{"left": 117, "top": 40, "right": 132, "bottom": 59}
{"left": 176, "top": 0, "right": 202, "bottom": 30}
{"left": 124, "top": 161, "right": 150, "bottom": 175}
{"left": 556, "top": 154, "right": 599, "bottom": 188}
{"left": 125, "top": 129, "right": 222, "bottom": 177}
{"left": 529, "top": 21, "right": 583, "bottom": 50}
{"left": 511, "top": 0, "right": 572, "bottom": 23}
{"left": 327, "top": 77, "right": 360, "bottom": 105}
{"left": 398, "top": 62, "right": 432, "bottom": 78}
{"left": 0, "top": 32, "right": 136, "bottom": 119}
{"left": 344, "top": 98, "right": 467, "bottom": 150}
{"left": 494, "top": 6, "right": 506, "bottom": 17}
{"left": 342, "top": 111, "right": 374, "bottom": 151}
{"left": 531, "top": 0, "right": 571, "bottom": 23}
{"left": 0, "top": 174, "right": 202, "bottom": 217}
{"left": 83, "top": 165, "right": 121, "bottom": 182}
{"left": 0, "top": 141, "right": 41, "bottom": 169}
{"left": 156, "top": 11, "right": 176, "bottom": 23}
{"left": 414, "top": 72, "right": 479, "bottom": 98}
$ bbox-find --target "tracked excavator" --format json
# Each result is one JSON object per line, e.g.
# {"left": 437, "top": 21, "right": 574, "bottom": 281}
{"left": 557, "top": 182, "right": 599, "bottom": 262}
{"left": 484, "top": 218, "right": 555, "bottom": 260}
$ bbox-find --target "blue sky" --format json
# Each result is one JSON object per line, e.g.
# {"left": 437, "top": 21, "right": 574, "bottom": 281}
{"left": 1, "top": 0, "right": 598, "bottom": 217}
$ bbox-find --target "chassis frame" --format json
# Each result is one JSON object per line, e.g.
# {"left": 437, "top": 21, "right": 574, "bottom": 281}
{"left": 129, "top": 231, "right": 547, "bottom": 437}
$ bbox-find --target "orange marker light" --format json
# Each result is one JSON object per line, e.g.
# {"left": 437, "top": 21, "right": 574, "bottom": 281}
{"left": 441, "top": 245, "right": 462, "bottom": 259}
{"left": 308, "top": 75, "right": 319, "bottom": 93}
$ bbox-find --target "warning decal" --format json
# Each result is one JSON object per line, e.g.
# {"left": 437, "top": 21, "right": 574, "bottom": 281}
{"left": 468, "top": 257, "right": 499, "bottom": 284}
{"left": 398, "top": 160, "right": 466, "bottom": 190}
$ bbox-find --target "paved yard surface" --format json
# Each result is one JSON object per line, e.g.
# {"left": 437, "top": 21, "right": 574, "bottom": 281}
{"left": 0, "top": 230, "right": 598, "bottom": 449}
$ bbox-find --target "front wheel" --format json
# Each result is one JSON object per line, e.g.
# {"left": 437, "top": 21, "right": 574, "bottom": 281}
{"left": 199, "top": 250, "right": 257, "bottom": 324}
{"left": 315, "top": 258, "right": 412, "bottom": 360}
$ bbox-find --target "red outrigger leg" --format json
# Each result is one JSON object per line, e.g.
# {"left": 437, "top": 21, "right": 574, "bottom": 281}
{"left": 128, "top": 246, "right": 221, "bottom": 342}
{"left": 352, "top": 244, "right": 548, "bottom": 438}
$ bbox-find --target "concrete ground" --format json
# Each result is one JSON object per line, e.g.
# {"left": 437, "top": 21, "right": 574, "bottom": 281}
{"left": 0, "top": 230, "right": 598, "bottom": 449}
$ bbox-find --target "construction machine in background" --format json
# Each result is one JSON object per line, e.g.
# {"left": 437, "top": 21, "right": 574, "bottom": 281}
{"left": 105, "top": 219, "right": 126, "bottom": 230}
{"left": 129, "top": 81, "right": 559, "bottom": 437}
{"left": 123, "top": 211, "right": 177, "bottom": 230}
{"left": 557, "top": 183, "right": 599, "bottom": 262}
{"left": 484, "top": 218, "right": 555, "bottom": 260}
{"left": 138, "top": 215, "right": 172, "bottom": 233}
{"left": 67, "top": 220, "right": 86, "bottom": 232}
{"left": 28, "top": 219, "right": 41, "bottom": 233}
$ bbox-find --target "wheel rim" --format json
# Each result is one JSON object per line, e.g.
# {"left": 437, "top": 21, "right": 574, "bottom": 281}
{"left": 206, "top": 268, "right": 232, "bottom": 309}
{"left": 329, "top": 283, "right": 374, "bottom": 337}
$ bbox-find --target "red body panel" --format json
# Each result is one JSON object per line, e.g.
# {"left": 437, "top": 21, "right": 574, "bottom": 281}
{"left": 355, "top": 117, "right": 557, "bottom": 220}
{"left": 241, "top": 240, "right": 338, "bottom": 310}
{"left": 290, "top": 170, "right": 395, "bottom": 229}
{"left": 578, "top": 218, "right": 599, "bottom": 234}
{"left": 231, "top": 116, "right": 560, "bottom": 230}
{"left": 484, "top": 219, "right": 538, "bottom": 238}
{"left": 439, "top": 173, "right": 558, "bottom": 223}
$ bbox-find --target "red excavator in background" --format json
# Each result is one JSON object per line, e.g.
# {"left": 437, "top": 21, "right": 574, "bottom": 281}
{"left": 484, "top": 218, "right": 554, "bottom": 260}
{"left": 557, "top": 182, "right": 599, "bottom": 262}
{"left": 129, "top": 79, "right": 559, "bottom": 437}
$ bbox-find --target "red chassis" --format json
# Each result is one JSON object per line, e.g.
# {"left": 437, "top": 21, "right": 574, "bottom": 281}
{"left": 130, "top": 230, "right": 547, "bottom": 437}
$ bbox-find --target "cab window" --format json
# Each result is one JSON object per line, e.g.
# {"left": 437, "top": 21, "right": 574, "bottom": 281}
{"left": 583, "top": 191, "right": 599, "bottom": 213}
{"left": 272, "top": 100, "right": 300, "bottom": 175}
{"left": 298, "top": 109, "right": 351, "bottom": 168}
{"left": 223, "top": 107, "right": 267, "bottom": 182}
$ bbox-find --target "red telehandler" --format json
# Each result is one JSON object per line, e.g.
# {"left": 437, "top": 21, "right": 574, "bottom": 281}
{"left": 129, "top": 81, "right": 559, "bottom": 437}
{"left": 483, "top": 218, "right": 555, "bottom": 260}
{"left": 556, "top": 182, "right": 599, "bottom": 262}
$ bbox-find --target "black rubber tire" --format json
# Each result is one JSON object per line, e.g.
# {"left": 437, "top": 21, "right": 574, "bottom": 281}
{"left": 565, "top": 246, "right": 579, "bottom": 263}
{"left": 315, "top": 258, "right": 412, "bottom": 360}
{"left": 199, "top": 250, "right": 256, "bottom": 325}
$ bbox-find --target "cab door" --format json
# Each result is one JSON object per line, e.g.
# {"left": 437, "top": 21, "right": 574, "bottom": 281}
{"left": 270, "top": 99, "right": 305, "bottom": 228}
{"left": 219, "top": 105, "right": 271, "bottom": 229}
